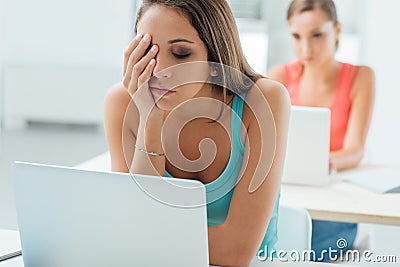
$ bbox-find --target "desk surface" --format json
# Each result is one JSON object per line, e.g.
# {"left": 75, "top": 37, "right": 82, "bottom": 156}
{"left": 281, "top": 166, "right": 400, "bottom": 226}
{"left": 78, "top": 152, "right": 400, "bottom": 226}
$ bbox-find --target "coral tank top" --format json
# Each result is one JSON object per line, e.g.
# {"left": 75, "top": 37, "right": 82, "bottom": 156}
{"left": 284, "top": 60, "right": 359, "bottom": 151}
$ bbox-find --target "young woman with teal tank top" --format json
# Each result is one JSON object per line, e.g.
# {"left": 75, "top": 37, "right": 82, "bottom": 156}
{"left": 104, "top": 1, "right": 290, "bottom": 266}
{"left": 165, "top": 94, "right": 281, "bottom": 255}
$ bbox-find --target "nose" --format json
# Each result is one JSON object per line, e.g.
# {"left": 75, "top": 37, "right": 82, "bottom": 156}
{"left": 153, "top": 55, "right": 173, "bottom": 79}
{"left": 301, "top": 38, "right": 312, "bottom": 55}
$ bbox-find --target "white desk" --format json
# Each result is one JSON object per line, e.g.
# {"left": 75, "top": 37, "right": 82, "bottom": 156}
{"left": 281, "top": 166, "right": 400, "bottom": 226}
{"left": 0, "top": 230, "right": 20, "bottom": 267}
{"left": 78, "top": 152, "right": 400, "bottom": 226}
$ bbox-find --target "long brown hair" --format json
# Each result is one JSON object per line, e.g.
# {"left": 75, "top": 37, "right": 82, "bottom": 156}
{"left": 134, "top": 0, "right": 263, "bottom": 100}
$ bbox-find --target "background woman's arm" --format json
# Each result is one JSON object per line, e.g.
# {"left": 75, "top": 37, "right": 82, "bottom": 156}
{"left": 330, "top": 66, "right": 375, "bottom": 171}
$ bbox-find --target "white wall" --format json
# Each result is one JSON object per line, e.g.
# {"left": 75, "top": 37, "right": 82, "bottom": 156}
{"left": 2, "top": 0, "right": 134, "bottom": 66}
{"left": 353, "top": 0, "right": 400, "bottom": 248}
{"left": 0, "top": 0, "right": 5, "bottom": 128}
{"left": 265, "top": 0, "right": 293, "bottom": 69}
{"left": 362, "top": 0, "right": 400, "bottom": 166}
{"left": 0, "top": 0, "right": 135, "bottom": 128}
{"left": 237, "top": 20, "right": 268, "bottom": 74}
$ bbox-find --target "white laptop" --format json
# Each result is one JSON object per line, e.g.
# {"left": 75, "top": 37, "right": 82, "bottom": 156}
{"left": 282, "top": 106, "right": 331, "bottom": 186}
{"left": 13, "top": 162, "right": 209, "bottom": 267}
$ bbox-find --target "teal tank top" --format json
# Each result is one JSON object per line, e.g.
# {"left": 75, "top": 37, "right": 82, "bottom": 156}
{"left": 165, "top": 94, "right": 280, "bottom": 255}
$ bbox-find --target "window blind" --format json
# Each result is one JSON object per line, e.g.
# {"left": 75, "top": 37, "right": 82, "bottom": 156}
{"left": 227, "top": 0, "right": 263, "bottom": 20}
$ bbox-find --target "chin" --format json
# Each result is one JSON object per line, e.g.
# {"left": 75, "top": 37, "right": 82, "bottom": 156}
{"left": 303, "top": 60, "right": 324, "bottom": 68}
{"left": 154, "top": 98, "right": 180, "bottom": 112}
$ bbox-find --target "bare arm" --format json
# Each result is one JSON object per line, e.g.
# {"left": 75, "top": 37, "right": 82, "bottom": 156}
{"left": 208, "top": 79, "right": 291, "bottom": 267}
{"left": 330, "top": 66, "right": 375, "bottom": 171}
{"left": 104, "top": 33, "right": 164, "bottom": 175}
{"left": 104, "top": 83, "right": 138, "bottom": 173}
{"left": 104, "top": 83, "right": 165, "bottom": 176}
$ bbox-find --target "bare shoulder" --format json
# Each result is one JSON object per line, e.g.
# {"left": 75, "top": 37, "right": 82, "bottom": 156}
{"left": 357, "top": 65, "right": 375, "bottom": 80}
{"left": 254, "top": 78, "right": 290, "bottom": 108}
{"left": 104, "top": 82, "right": 139, "bottom": 132}
{"left": 104, "top": 82, "right": 132, "bottom": 110}
{"left": 352, "top": 65, "right": 375, "bottom": 98}
{"left": 242, "top": 78, "right": 290, "bottom": 127}
{"left": 104, "top": 83, "right": 139, "bottom": 172}
{"left": 267, "top": 64, "right": 286, "bottom": 85}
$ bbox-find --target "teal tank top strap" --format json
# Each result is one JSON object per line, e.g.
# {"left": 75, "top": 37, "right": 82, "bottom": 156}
{"left": 204, "top": 94, "right": 245, "bottom": 204}
{"left": 231, "top": 94, "right": 245, "bottom": 154}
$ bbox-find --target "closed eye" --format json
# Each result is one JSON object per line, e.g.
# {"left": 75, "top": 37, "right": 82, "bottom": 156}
{"left": 172, "top": 53, "right": 192, "bottom": 59}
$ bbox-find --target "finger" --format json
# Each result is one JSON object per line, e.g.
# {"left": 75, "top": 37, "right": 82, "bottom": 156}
{"left": 138, "top": 58, "right": 156, "bottom": 88}
{"left": 123, "top": 34, "right": 153, "bottom": 88}
{"left": 123, "top": 33, "right": 143, "bottom": 74}
{"left": 129, "top": 44, "right": 158, "bottom": 92}
{"left": 133, "top": 59, "right": 157, "bottom": 107}
{"left": 122, "top": 34, "right": 143, "bottom": 88}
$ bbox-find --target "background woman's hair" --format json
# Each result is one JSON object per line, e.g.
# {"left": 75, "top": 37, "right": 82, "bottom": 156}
{"left": 287, "top": 0, "right": 338, "bottom": 24}
{"left": 287, "top": 0, "right": 339, "bottom": 49}
{"left": 134, "top": 0, "right": 263, "bottom": 98}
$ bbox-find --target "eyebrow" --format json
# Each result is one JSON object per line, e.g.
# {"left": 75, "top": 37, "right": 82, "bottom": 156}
{"left": 291, "top": 28, "right": 323, "bottom": 35}
{"left": 168, "top": 39, "right": 195, "bottom": 44}
{"left": 311, "top": 28, "right": 323, "bottom": 32}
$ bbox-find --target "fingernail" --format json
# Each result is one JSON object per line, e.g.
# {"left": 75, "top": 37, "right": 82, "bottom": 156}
{"left": 149, "top": 59, "right": 155, "bottom": 65}
{"left": 151, "top": 45, "right": 157, "bottom": 53}
{"left": 135, "top": 33, "right": 142, "bottom": 40}
{"left": 143, "top": 34, "right": 150, "bottom": 42}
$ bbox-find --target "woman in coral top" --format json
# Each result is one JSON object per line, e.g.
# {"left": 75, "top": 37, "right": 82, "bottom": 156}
{"left": 268, "top": 0, "right": 375, "bottom": 262}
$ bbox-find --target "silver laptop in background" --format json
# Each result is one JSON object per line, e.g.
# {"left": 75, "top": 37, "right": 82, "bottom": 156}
{"left": 282, "top": 106, "right": 331, "bottom": 186}
{"left": 13, "top": 162, "right": 209, "bottom": 267}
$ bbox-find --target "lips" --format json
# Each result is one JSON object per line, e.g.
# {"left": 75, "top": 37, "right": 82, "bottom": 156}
{"left": 149, "top": 86, "right": 176, "bottom": 97}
